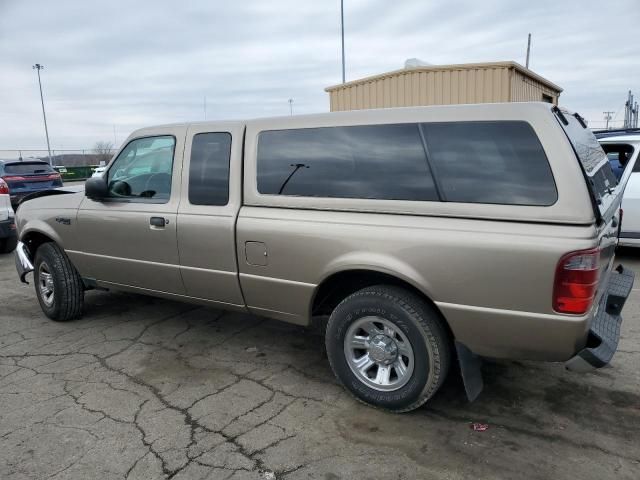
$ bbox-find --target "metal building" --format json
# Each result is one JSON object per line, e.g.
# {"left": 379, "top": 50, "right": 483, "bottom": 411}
{"left": 325, "top": 61, "right": 562, "bottom": 112}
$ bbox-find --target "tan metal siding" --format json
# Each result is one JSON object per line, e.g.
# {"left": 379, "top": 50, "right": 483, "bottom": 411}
{"left": 327, "top": 63, "right": 560, "bottom": 111}
{"left": 510, "top": 69, "right": 559, "bottom": 104}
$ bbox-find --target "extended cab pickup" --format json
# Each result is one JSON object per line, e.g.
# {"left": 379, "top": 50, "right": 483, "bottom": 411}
{"left": 14, "top": 103, "right": 635, "bottom": 412}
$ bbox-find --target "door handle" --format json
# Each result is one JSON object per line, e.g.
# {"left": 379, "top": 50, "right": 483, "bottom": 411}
{"left": 150, "top": 217, "right": 167, "bottom": 228}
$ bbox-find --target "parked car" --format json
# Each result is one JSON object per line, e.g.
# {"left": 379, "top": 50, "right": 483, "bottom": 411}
{"left": 13, "top": 103, "right": 634, "bottom": 412}
{"left": 0, "top": 177, "right": 16, "bottom": 253}
{"left": 0, "top": 160, "right": 63, "bottom": 209}
{"left": 91, "top": 166, "right": 106, "bottom": 178}
{"left": 595, "top": 130, "right": 640, "bottom": 247}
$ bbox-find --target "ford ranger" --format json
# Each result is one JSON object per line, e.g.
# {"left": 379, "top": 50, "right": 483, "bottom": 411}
{"left": 13, "top": 103, "right": 634, "bottom": 412}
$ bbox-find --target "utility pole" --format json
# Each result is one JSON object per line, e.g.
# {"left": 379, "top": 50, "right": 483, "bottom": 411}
{"left": 113, "top": 125, "right": 117, "bottom": 146}
{"left": 204, "top": 95, "right": 207, "bottom": 120}
{"left": 525, "top": 33, "right": 531, "bottom": 69}
{"left": 33, "top": 64, "right": 52, "bottom": 165}
{"left": 288, "top": 98, "right": 294, "bottom": 116}
{"left": 340, "top": 0, "right": 346, "bottom": 83}
{"left": 603, "top": 111, "right": 615, "bottom": 130}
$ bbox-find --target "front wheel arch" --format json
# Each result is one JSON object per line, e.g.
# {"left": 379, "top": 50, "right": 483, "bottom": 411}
{"left": 21, "top": 230, "right": 56, "bottom": 259}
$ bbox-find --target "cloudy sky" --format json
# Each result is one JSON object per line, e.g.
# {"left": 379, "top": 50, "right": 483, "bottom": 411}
{"left": 0, "top": 0, "right": 638, "bottom": 152}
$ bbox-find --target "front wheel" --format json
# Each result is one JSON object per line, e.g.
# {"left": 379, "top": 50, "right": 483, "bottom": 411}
{"left": 34, "top": 243, "right": 85, "bottom": 321}
{"left": 325, "top": 285, "right": 451, "bottom": 412}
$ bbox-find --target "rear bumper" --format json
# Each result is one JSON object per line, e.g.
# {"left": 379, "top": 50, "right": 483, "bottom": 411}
{"left": 0, "top": 217, "right": 17, "bottom": 240}
{"left": 565, "top": 265, "right": 634, "bottom": 372}
{"left": 15, "top": 241, "right": 34, "bottom": 283}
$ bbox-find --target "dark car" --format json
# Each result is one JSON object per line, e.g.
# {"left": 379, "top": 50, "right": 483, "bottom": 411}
{"left": 0, "top": 160, "right": 64, "bottom": 208}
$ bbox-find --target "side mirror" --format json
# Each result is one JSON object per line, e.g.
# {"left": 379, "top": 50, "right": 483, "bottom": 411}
{"left": 85, "top": 176, "right": 108, "bottom": 200}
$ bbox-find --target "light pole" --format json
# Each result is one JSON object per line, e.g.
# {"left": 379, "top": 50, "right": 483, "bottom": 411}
{"left": 33, "top": 64, "right": 52, "bottom": 165}
{"left": 340, "top": 0, "right": 346, "bottom": 83}
{"left": 288, "top": 98, "right": 294, "bottom": 116}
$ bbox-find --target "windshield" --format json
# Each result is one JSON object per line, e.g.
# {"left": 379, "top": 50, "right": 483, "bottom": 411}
{"left": 3, "top": 162, "right": 55, "bottom": 175}
{"left": 555, "top": 110, "right": 619, "bottom": 218}
{"left": 602, "top": 144, "right": 635, "bottom": 181}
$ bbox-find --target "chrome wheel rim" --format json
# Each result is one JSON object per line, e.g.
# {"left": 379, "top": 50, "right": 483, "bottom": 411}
{"left": 38, "top": 262, "right": 55, "bottom": 307}
{"left": 344, "top": 316, "right": 414, "bottom": 392}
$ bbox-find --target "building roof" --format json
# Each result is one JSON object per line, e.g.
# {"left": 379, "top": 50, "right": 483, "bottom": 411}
{"left": 325, "top": 61, "right": 563, "bottom": 94}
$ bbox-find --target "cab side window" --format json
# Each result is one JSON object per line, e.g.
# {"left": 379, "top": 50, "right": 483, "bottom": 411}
{"left": 107, "top": 136, "right": 175, "bottom": 201}
{"left": 188, "top": 132, "right": 232, "bottom": 206}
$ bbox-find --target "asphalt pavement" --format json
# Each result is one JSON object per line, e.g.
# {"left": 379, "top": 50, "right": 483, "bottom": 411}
{"left": 1, "top": 248, "right": 639, "bottom": 479}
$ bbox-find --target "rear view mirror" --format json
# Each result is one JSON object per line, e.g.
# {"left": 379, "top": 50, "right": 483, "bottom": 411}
{"left": 85, "top": 176, "right": 108, "bottom": 200}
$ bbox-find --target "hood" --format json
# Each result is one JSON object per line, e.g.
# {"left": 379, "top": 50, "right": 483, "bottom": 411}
{"left": 16, "top": 189, "right": 85, "bottom": 214}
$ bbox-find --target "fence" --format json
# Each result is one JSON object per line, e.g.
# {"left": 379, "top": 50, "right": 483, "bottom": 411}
{"left": 0, "top": 149, "right": 117, "bottom": 166}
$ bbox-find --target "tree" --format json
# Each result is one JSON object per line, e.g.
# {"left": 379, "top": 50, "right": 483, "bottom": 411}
{"left": 93, "top": 141, "right": 115, "bottom": 164}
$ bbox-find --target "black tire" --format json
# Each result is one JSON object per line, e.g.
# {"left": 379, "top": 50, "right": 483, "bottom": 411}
{"left": 0, "top": 236, "right": 17, "bottom": 254}
{"left": 325, "top": 285, "right": 451, "bottom": 412}
{"left": 33, "top": 243, "right": 84, "bottom": 321}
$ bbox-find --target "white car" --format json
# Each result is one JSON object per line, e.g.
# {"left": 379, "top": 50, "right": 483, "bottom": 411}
{"left": 92, "top": 166, "right": 107, "bottom": 178}
{"left": 597, "top": 131, "right": 640, "bottom": 246}
{"left": 0, "top": 177, "right": 16, "bottom": 253}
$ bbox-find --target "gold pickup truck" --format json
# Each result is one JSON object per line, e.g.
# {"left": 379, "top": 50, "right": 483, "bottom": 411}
{"left": 14, "top": 102, "right": 634, "bottom": 412}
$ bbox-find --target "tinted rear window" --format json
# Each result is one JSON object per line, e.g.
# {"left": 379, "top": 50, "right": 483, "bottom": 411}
{"left": 3, "top": 162, "right": 55, "bottom": 175}
{"left": 558, "top": 113, "right": 619, "bottom": 214}
{"left": 422, "top": 121, "right": 557, "bottom": 206}
{"left": 257, "top": 124, "right": 438, "bottom": 201}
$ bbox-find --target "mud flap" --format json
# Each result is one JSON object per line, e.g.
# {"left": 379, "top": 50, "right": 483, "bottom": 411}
{"left": 455, "top": 341, "right": 483, "bottom": 402}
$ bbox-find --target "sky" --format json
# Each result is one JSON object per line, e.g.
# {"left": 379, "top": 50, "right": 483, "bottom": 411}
{"left": 0, "top": 0, "right": 638, "bottom": 152}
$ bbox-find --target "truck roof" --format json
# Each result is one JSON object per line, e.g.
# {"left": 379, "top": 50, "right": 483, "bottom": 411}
{"left": 130, "top": 101, "right": 557, "bottom": 137}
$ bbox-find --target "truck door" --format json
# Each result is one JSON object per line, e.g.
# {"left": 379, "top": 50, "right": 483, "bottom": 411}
{"left": 177, "top": 123, "right": 245, "bottom": 309}
{"left": 71, "top": 126, "right": 186, "bottom": 294}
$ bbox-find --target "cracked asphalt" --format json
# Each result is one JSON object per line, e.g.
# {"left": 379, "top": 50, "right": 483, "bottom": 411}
{"left": 1, "top": 250, "right": 639, "bottom": 480}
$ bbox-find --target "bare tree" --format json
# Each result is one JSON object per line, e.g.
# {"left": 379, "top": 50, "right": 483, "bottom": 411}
{"left": 93, "top": 141, "right": 115, "bottom": 164}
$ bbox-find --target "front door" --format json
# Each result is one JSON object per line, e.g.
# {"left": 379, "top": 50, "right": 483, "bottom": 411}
{"left": 70, "top": 127, "right": 186, "bottom": 294}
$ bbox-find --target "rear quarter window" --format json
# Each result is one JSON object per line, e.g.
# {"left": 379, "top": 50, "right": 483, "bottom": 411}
{"left": 422, "top": 121, "right": 558, "bottom": 206}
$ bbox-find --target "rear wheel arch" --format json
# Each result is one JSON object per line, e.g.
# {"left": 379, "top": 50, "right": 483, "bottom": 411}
{"left": 311, "top": 268, "right": 454, "bottom": 341}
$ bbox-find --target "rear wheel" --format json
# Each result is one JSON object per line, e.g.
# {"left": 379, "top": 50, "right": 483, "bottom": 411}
{"left": 34, "top": 243, "right": 84, "bottom": 321}
{"left": 0, "top": 236, "right": 17, "bottom": 254}
{"left": 325, "top": 285, "right": 451, "bottom": 412}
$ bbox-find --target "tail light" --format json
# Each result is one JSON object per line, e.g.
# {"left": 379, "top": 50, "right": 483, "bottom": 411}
{"left": 553, "top": 248, "right": 600, "bottom": 314}
{"left": 2, "top": 175, "right": 27, "bottom": 182}
{"left": 3, "top": 173, "right": 60, "bottom": 181}
{"left": 0, "top": 178, "right": 8, "bottom": 194}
